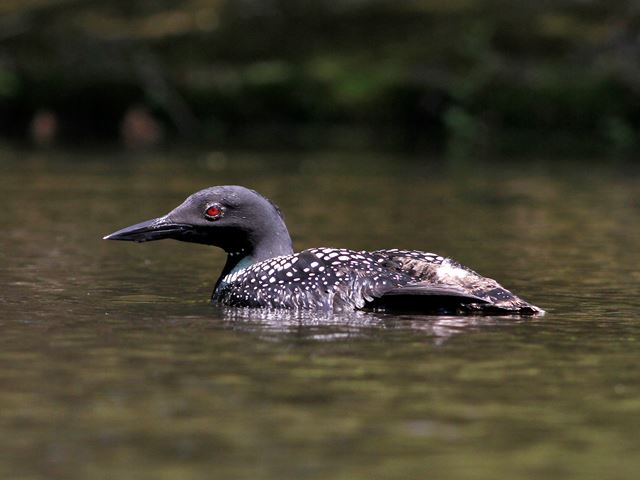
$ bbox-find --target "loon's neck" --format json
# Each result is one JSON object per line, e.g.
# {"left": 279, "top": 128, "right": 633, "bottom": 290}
{"left": 221, "top": 248, "right": 254, "bottom": 278}
{"left": 212, "top": 225, "right": 294, "bottom": 298}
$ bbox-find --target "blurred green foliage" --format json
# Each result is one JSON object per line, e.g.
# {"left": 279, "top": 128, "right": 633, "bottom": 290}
{"left": 1, "top": 0, "right": 639, "bottom": 151}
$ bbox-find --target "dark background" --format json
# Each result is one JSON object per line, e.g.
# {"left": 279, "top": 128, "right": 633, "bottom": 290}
{"left": 2, "top": 0, "right": 639, "bottom": 153}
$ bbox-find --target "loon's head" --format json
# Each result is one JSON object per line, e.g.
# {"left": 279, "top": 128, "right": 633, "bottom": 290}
{"left": 104, "top": 186, "right": 293, "bottom": 260}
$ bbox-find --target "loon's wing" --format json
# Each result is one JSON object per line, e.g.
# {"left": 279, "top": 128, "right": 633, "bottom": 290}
{"left": 326, "top": 251, "right": 490, "bottom": 313}
{"left": 381, "top": 284, "right": 489, "bottom": 300}
{"left": 363, "top": 282, "right": 492, "bottom": 314}
{"left": 369, "top": 249, "right": 543, "bottom": 315}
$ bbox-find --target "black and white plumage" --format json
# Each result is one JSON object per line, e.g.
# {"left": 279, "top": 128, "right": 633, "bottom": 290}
{"left": 104, "top": 186, "right": 543, "bottom": 315}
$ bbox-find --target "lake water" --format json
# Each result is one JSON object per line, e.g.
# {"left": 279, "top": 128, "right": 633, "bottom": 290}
{"left": 1, "top": 147, "right": 639, "bottom": 479}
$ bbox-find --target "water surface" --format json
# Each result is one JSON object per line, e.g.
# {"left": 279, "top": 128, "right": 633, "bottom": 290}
{"left": 1, "top": 148, "right": 639, "bottom": 479}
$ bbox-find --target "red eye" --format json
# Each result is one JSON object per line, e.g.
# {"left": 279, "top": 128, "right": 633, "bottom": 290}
{"left": 205, "top": 205, "right": 223, "bottom": 219}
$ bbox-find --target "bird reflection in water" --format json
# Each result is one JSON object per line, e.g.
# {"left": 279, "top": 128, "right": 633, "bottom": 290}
{"left": 216, "top": 306, "right": 530, "bottom": 344}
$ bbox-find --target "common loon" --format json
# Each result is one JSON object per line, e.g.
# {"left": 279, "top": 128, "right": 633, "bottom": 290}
{"left": 104, "top": 185, "right": 543, "bottom": 315}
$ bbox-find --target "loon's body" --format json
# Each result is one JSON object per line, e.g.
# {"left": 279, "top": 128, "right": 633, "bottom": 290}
{"left": 105, "top": 186, "right": 542, "bottom": 315}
